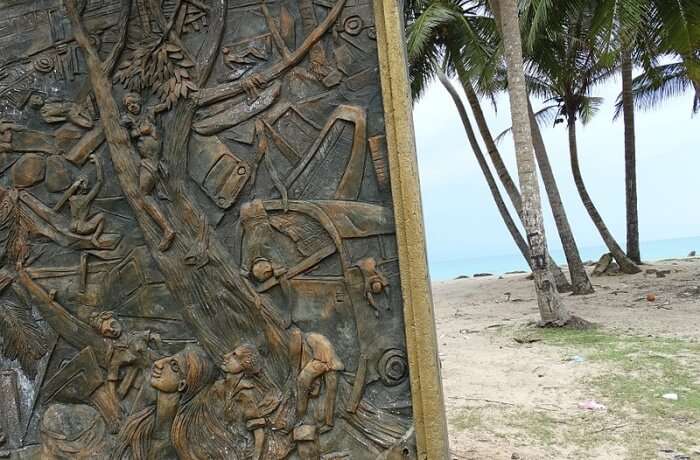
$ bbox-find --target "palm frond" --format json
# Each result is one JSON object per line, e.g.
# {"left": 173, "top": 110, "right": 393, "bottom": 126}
{"left": 406, "top": 2, "right": 457, "bottom": 63}
{"left": 613, "top": 61, "right": 691, "bottom": 116}
{"left": 579, "top": 95, "right": 604, "bottom": 124}
{"left": 0, "top": 301, "right": 47, "bottom": 378}
{"left": 494, "top": 104, "right": 560, "bottom": 144}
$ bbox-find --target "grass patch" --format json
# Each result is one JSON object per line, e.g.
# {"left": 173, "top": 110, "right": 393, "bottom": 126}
{"left": 506, "top": 409, "right": 558, "bottom": 445}
{"left": 449, "top": 407, "right": 484, "bottom": 432}
{"left": 519, "top": 326, "right": 700, "bottom": 457}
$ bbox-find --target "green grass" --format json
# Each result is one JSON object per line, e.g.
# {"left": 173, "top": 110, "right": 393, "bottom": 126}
{"left": 449, "top": 406, "right": 484, "bottom": 432}
{"left": 519, "top": 327, "right": 700, "bottom": 457}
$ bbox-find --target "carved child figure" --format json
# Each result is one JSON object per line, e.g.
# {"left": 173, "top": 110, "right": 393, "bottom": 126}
{"left": 120, "top": 93, "right": 175, "bottom": 251}
{"left": 89, "top": 310, "right": 160, "bottom": 401}
{"left": 27, "top": 93, "right": 94, "bottom": 129}
{"left": 290, "top": 329, "right": 344, "bottom": 432}
{"left": 55, "top": 154, "right": 106, "bottom": 245}
{"left": 217, "top": 344, "right": 292, "bottom": 460}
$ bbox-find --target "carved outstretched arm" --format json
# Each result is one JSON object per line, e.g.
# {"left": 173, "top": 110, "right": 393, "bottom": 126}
{"left": 151, "top": 102, "right": 170, "bottom": 115}
{"left": 53, "top": 180, "right": 83, "bottom": 212}
{"left": 17, "top": 271, "right": 106, "bottom": 361}
{"left": 85, "top": 155, "right": 104, "bottom": 203}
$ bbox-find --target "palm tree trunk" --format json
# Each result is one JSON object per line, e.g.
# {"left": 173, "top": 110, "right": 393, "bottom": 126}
{"left": 437, "top": 70, "right": 533, "bottom": 272}
{"left": 498, "top": 0, "right": 570, "bottom": 325}
{"left": 622, "top": 49, "right": 641, "bottom": 263}
{"left": 462, "top": 82, "right": 521, "bottom": 208}
{"left": 566, "top": 112, "right": 641, "bottom": 274}
{"left": 528, "top": 101, "right": 594, "bottom": 294}
{"left": 460, "top": 81, "right": 573, "bottom": 292}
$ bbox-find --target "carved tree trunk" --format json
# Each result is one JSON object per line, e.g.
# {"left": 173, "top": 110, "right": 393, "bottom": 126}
{"left": 64, "top": 0, "right": 291, "bottom": 378}
{"left": 566, "top": 111, "right": 641, "bottom": 275}
{"left": 498, "top": 0, "right": 570, "bottom": 325}
{"left": 622, "top": 49, "right": 641, "bottom": 264}
{"left": 461, "top": 80, "right": 575, "bottom": 293}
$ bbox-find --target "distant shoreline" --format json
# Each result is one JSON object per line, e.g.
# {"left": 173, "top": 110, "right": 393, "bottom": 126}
{"left": 429, "top": 236, "right": 700, "bottom": 281}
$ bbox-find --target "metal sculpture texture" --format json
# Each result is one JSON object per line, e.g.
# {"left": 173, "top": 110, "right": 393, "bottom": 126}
{"left": 0, "top": 0, "right": 415, "bottom": 458}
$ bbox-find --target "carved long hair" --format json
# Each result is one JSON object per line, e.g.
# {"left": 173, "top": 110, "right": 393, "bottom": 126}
{"left": 113, "top": 348, "right": 238, "bottom": 460}
{"left": 170, "top": 350, "right": 238, "bottom": 459}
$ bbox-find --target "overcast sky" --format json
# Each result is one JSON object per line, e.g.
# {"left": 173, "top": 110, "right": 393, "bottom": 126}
{"left": 413, "top": 76, "right": 699, "bottom": 265}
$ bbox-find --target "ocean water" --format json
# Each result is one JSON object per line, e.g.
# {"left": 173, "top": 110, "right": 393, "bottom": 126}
{"left": 429, "top": 236, "right": 700, "bottom": 281}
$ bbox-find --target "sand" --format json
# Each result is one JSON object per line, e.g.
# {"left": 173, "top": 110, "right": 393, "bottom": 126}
{"left": 434, "top": 257, "right": 700, "bottom": 459}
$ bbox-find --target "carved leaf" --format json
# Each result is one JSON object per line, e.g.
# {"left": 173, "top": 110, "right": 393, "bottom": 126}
{"left": 114, "top": 39, "right": 198, "bottom": 104}
{"left": 0, "top": 301, "right": 47, "bottom": 378}
{"left": 179, "top": 58, "right": 195, "bottom": 68}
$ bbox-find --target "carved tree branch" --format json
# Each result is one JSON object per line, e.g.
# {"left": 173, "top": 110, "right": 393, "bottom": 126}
{"left": 194, "top": 0, "right": 226, "bottom": 87}
{"left": 66, "top": 0, "right": 291, "bottom": 379}
{"left": 194, "top": 0, "right": 347, "bottom": 107}
{"left": 101, "top": 0, "right": 132, "bottom": 75}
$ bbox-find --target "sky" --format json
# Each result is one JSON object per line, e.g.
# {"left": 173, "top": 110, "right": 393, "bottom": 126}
{"left": 412, "top": 75, "right": 699, "bottom": 267}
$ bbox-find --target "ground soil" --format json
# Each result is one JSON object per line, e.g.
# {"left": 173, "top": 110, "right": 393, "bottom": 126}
{"left": 435, "top": 257, "right": 700, "bottom": 460}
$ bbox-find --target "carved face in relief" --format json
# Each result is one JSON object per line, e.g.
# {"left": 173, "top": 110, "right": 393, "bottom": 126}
{"left": 99, "top": 317, "right": 123, "bottom": 339}
{"left": 220, "top": 345, "right": 258, "bottom": 376}
{"left": 123, "top": 94, "right": 142, "bottom": 116}
{"left": 151, "top": 355, "right": 186, "bottom": 393}
{"left": 251, "top": 258, "right": 274, "bottom": 283}
{"left": 220, "top": 351, "right": 243, "bottom": 375}
{"left": 28, "top": 94, "right": 45, "bottom": 109}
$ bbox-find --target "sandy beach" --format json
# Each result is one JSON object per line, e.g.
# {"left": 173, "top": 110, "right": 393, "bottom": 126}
{"left": 435, "top": 257, "right": 700, "bottom": 459}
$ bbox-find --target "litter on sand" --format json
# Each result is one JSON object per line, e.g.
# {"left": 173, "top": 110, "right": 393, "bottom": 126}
{"left": 578, "top": 400, "right": 607, "bottom": 411}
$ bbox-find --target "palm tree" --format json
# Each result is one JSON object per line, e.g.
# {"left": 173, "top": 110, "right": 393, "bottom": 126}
{"left": 621, "top": 48, "right": 640, "bottom": 263}
{"left": 603, "top": 0, "right": 700, "bottom": 264}
{"left": 464, "top": 78, "right": 593, "bottom": 294}
{"left": 613, "top": 0, "right": 700, "bottom": 114}
{"left": 406, "top": 0, "right": 577, "bottom": 292}
{"left": 525, "top": 5, "right": 641, "bottom": 274}
{"left": 495, "top": 0, "right": 571, "bottom": 325}
{"left": 457, "top": 0, "right": 594, "bottom": 294}
{"left": 590, "top": 0, "right": 650, "bottom": 265}
{"left": 436, "top": 69, "right": 536, "bottom": 274}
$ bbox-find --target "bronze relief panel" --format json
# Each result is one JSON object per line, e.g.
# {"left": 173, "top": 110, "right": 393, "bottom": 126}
{"left": 0, "top": 0, "right": 431, "bottom": 458}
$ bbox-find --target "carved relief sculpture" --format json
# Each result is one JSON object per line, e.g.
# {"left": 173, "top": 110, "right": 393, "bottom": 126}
{"left": 0, "top": 0, "right": 446, "bottom": 457}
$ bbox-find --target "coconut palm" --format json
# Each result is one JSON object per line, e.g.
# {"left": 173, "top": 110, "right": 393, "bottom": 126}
{"left": 465, "top": 10, "right": 595, "bottom": 295}
{"left": 407, "top": 0, "right": 587, "bottom": 293}
{"left": 524, "top": 4, "right": 641, "bottom": 274}
{"left": 612, "top": 0, "right": 700, "bottom": 113}
{"left": 495, "top": 0, "right": 572, "bottom": 325}
{"left": 590, "top": 0, "right": 651, "bottom": 265}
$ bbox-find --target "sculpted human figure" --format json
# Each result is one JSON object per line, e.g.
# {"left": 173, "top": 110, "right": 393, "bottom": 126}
{"left": 88, "top": 310, "right": 160, "bottom": 401}
{"left": 27, "top": 93, "right": 94, "bottom": 129}
{"left": 290, "top": 329, "right": 345, "bottom": 432}
{"left": 217, "top": 344, "right": 293, "bottom": 460}
{"left": 113, "top": 347, "right": 235, "bottom": 460}
{"left": 120, "top": 93, "right": 175, "bottom": 251}
{"left": 54, "top": 154, "right": 106, "bottom": 245}
{"left": 0, "top": 120, "right": 19, "bottom": 153}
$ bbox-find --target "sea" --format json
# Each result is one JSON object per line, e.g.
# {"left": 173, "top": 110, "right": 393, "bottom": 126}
{"left": 429, "top": 235, "right": 700, "bottom": 281}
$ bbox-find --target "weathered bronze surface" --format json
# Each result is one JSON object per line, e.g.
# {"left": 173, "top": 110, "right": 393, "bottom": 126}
{"left": 0, "top": 0, "right": 447, "bottom": 458}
